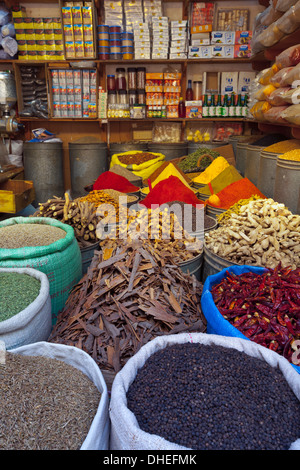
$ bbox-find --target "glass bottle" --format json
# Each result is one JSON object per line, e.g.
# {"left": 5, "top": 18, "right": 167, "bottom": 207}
{"left": 209, "top": 94, "right": 216, "bottom": 117}
{"left": 222, "top": 94, "right": 229, "bottom": 117}
{"left": 236, "top": 94, "right": 243, "bottom": 117}
{"left": 186, "top": 80, "right": 193, "bottom": 101}
{"left": 116, "top": 68, "right": 126, "bottom": 91}
{"left": 216, "top": 94, "right": 222, "bottom": 117}
{"left": 202, "top": 94, "right": 209, "bottom": 118}
{"left": 229, "top": 93, "right": 236, "bottom": 117}
{"left": 178, "top": 97, "right": 186, "bottom": 118}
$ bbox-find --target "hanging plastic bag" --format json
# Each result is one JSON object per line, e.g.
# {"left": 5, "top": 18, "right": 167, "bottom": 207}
{"left": 277, "top": 5, "right": 300, "bottom": 34}
{"left": 250, "top": 100, "right": 272, "bottom": 120}
{"left": 254, "top": 83, "right": 277, "bottom": 101}
{"left": 281, "top": 85, "right": 300, "bottom": 103}
{"left": 281, "top": 62, "right": 300, "bottom": 85}
{"left": 275, "top": 0, "right": 298, "bottom": 12}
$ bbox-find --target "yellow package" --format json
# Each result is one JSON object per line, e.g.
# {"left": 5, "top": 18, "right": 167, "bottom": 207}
{"left": 82, "top": 6, "right": 93, "bottom": 24}
{"left": 62, "top": 6, "right": 73, "bottom": 24}
{"left": 84, "top": 40, "right": 94, "bottom": 57}
{"left": 63, "top": 23, "right": 74, "bottom": 39}
{"left": 75, "top": 40, "right": 84, "bottom": 57}
{"left": 72, "top": 6, "right": 82, "bottom": 23}
{"left": 83, "top": 23, "right": 93, "bottom": 41}
{"left": 250, "top": 101, "right": 272, "bottom": 120}
{"left": 34, "top": 29, "right": 45, "bottom": 40}
{"left": 110, "top": 151, "right": 165, "bottom": 180}
{"left": 254, "top": 84, "right": 277, "bottom": 101}
{"left": 73, "top": 23, "right": 84, "bottom": 41}
{"left": 65, "top": 40, "right": 76, "bottom": 58}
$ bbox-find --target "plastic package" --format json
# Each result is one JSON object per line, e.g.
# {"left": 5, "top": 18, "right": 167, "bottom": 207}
{"left": 257, "top": 21, "right": 286, "bottom": 48}
{"left": 280, "top": 85, "right": 300, "bottom": 103}
{"left": 260, "top": 5, "right": 283, "bottom": 26}
{"left": 281, "top": 62, "right": 300, "bottom": 85}
{"left": 0, "top": 5, "right": 10, "bottom": 27}
{"left": 270, "top": 66, "right": 294, "bottom": 86}
{"left": 254, "top": 83, "right": 277, "bottom": 101}
{"left": 258, "top": 66, "right": 278, "bottom": 85}
{"left": 152, "top": 122, "right": 181, "bottom": 142}
{"left": 1, "top": 22, "right": 15, "bottom": 37}
{"left": 267, "top": 86, "right": 291, "bottom": 105}
{"left": 275, "top": 0, "right": 298, "bottom": 12}
{"left": 250, "top": 100, "right": 272, "bottom": 120}
{"left": 281, "top": 103, "right": 300, "bottom": 124}
{"left": 276, "top": 44, "right": 300, "bottom": 69}
{"left": 276, "top": 6, "right": 300, "bottom": 34}
{"left": 264, "top": 105, "right": 289, "bottom": 123}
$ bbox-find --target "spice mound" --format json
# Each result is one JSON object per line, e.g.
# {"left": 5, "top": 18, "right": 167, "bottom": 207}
{"left": 178, "top": 147, "right": 221, "bottom": 173}
{"left": 1, "top": 352, "right": 101, "bottom": 450}
{"left": 92, "top": 171, "right": 139, "bottom": 193}
{"left": 118, "top": 152, "right": 160, "bottom": 165}
{"left": 205, "top": 198, "right": 300, "bottom": 269}
{"left": 278, "top": 149, "right": 300, "bottom": 161}
{"left": 127, "top": 342, "right": 300, "bottom": 450}
{"left": 0, "top": 223, "right": 66, "bottom": 249}
{"left": 48, "top": 239, "right": 206, "bottom": 374}
{"left": 211, "top": 265, "right": 300, "bottom": 365}
{"left": 0, "top": 273, "right": 41, "bottom": 321}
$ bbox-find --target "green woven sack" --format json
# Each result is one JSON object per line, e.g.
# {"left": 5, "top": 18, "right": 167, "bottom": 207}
{"left": 0, "top": 217, "right": 82, "bottom": 325}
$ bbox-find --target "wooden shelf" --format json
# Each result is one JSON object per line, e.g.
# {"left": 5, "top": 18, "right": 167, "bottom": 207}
{"left": 249, "top": 119, "right": 300, "bottom": 139}
{"left": 18, "top": 117, "right": 246, "bottom": 123}
{"left": 1, "top": 58, "right": 252, "bottom": 65}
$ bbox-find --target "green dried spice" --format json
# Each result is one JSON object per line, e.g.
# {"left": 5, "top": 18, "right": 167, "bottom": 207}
{"left": 0, "top": 273, "right": 41, "bottom": 321}
{"left": 178, "top": 147, "right": 221, "bottom": 173}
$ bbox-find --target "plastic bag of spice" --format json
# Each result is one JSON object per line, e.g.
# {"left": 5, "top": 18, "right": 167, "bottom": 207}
{"left": 110, "top": 150, "right": 165, "bottom": 180}
{"left": 0, "top": 267, "right": 51, "bottom": 350}
{"left": 110, "top": 332, "right": 300, "bottom": 450}
{"left": 9, "top": 341, "right": 110, "bottom": 450}
{"left": 201, "top": 265, "right": 300, "bottom": 375}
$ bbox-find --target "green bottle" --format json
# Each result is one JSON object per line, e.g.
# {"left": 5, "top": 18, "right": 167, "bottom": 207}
{"left": 216, "top": 94, "right": 222, "bottom": 117}
{"left": 236, "top": 94, "right": 243, "bottom": 117}
{"left": 202, "top": 94, "right": 209, "bottom": 118}
{"left": 229, "top": 93, "right": 236, "bottom": 118}
{"left": 222, "top": 94, "right": 229, "bottom": 117}
{"left": 209, "top": 94, "right": 216, "bottom": 117}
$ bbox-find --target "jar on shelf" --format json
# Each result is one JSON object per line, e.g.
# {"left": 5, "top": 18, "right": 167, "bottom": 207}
{"left": 128, "top": 89, "right": 137, "bottom": 106}
{"left": 137, "top": 89, "right": 146, "bottom": 104}
{"left": 118, "top": 89, "right": 128, "bottom": 106}
{"left": 137, "top": 67, "right": 146, "bottom": 89}
{"left": 116, "top": 67, "right": 126, "bottom": 91}
{"left": 128, "top": 67, "right": 137, "bottom": 90}
{"left": 107, "top": 74, "right": 116, "bottom": 91}
{"left": 108, "top": 90, "right": 117, "bottom": 105}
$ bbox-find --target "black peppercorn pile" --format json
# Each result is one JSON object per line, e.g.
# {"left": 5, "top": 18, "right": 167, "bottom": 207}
{"left": 127, "top": 342, "right": 300, "bottom": 450}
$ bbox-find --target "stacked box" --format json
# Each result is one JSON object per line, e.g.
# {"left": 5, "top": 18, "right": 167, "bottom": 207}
{"left": 152, "top": 16, "right": 169, "bottom": 59}
{"left": 134, "top": 23, "right": 151, "bottom": 59}
{"left": 98, "top": 87, "right": 107, "bottom": 119}
{"left": 13, "top": 8, "right": 64, "bottom": 61}
{"left": 191, "top": 2, "right": 214, "bottom": 27}
{"left": 170, "top": 20, "right": 188, "bottom": 59}
{"left": 124, "top": 0, "right": 143, "bottom": 32}
{"left": 103, "top": 0, "right": 123, "bottom": 28}
{"left": 51, "top": 68, "right": 97, "bottom": 118}
{"left": 143, "top": 0, "right": 163, "bottom": 25}
{"left": 61, "top": 1, "right": 95, "bottom": 59}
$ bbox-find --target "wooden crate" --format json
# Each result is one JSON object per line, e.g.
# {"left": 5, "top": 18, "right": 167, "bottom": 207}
{"left": 0, "top": 179, "right": 35, "bottom": 213}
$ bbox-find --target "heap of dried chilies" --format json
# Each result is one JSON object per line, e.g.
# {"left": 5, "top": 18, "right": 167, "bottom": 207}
{"left": 211, "top": 264, "right": 300, "bottom": 365}
{"left": 48, "top": 239, "right": 206, "bottom": 374}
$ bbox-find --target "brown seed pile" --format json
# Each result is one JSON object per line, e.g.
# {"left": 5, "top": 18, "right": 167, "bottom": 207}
{"left": 0, "top": 352, "right": 101, "bottom": 450}
{"left": 0, "top": 223, "right": 66, "bottom": 248}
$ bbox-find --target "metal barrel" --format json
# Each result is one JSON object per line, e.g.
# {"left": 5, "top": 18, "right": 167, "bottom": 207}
{"left": 188, "top": 141, "right": 224, "bottom": 154}
{"left": 69, "top": 141, "right": 108, "bottom": 199}
{"left": 23, "top": 142, "right": 64, "bottom": 205}
{"left": 80, "top": 241, "right": 100, "bottom": 275}
{"left": 245, "top": 144, "right": 264, "bottom": 186}
{"left": 148, "top": 142, "right": 188, "bottom": 161}
{"left": 274, "top": 157, "right": 300, "bottom": 214}
{"left": 178, "top": 252, "right": 204, "bottom": 281}
{"left": 257, "top": 150, "right": 280, "bottom": 198}
{"left": 202, "top": 245, "right": 236, "bottom": 282}
{"left": 206, "top": 204, "right": 226, "bottom": 218}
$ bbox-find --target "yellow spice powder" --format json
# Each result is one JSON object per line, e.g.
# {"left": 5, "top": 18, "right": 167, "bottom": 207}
{"left": 278, "top": 149, "right": 300, "bottom": 161}
{"left": 264, "top": 139, "right": 300, "bottom": 154}
{"left": 193, "top": 156, "right": 230, "bottom": 184}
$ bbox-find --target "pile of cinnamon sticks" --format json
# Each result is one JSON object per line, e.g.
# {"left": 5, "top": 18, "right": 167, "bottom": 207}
{"left": 32, "top": 192, "right": 99, "bottom": 247}
{"left": 48, "top": 238, "right": 206, "bottom": 374}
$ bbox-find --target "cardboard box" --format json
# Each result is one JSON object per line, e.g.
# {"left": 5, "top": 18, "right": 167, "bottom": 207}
{"left": 221, "top": 71, "right": 238, "bottom": 95}
{"left": 190, "top": 24, "right": 212, "bottom": 34}
{"left": 238, "top": 71, "right": 256, "bottom": 94}
{"left": 189, "top": 45, "right": 211, "bottom": 58}
{"left": 211, "top": 31, "right": 235, "bottom": 45}
{"left": 234, "top": 44, "right": 251, "bottom": 58}
{"left": 186, "top": 100, "right": 202, "bottom": 118}
{"left": 235, "top": 31, "right": 252, "bottom": 45}
{"left": 211, "top": 45, "right": 234, "bottom": 58}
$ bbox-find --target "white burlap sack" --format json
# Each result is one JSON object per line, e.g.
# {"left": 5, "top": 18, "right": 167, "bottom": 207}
{"left": 0, "top": 267, "right": 52, "bottom": 349}
{"left": 10, "top": 341, "right": 110, "bottom": 450}
{"left": 110, "top": 332, "right": 300, "bottom": 450}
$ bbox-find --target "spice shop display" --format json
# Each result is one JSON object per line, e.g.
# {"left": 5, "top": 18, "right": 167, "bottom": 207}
{"left": 205, "top": 198, "right": 300, "bottom": 269}
{"left": 207, "top": 265, "right": 300, "bottom": 369}
{"left": 12, "top": 5, "right": 64, "bottom": 61}
{"left": 61, "top": 1, "right": 95, "bottom": 59}
{"left": 92, "top": 171, "right": 140, "bottom": 193}
{"left": 50, "top": 68, "right": 97, "bottom": 119}
{"left": 178, "top": 147, "right": 221, "bottom": 173}
{"left": 49, "top": 238, "right": 205, "bottom": 381}
{"left": 110, "top": 333, "right": 300, "bottom": 450}
{"left": 1, "top": 343, "right": 107, "bottom": 450}
{"left": 205, "top": 177, "right": 265, "bottom": 210}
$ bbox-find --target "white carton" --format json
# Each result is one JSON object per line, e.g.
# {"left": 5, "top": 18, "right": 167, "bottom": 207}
{"left": 211, "top": 45, "right": 234, "bottom": 58}
{"left": 238, "top": 71, "right": 256, "bottom": 94}
{"left": 188, "top": 45, "right": 211, "bottom": 58}
{"left": 221, "top": 71, "right": 238, "bottom": 94}
{"left": 211, "top": 31, "right": 235, "bottom": 45}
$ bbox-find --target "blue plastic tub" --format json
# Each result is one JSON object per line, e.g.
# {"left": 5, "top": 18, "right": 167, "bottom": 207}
{"left": 201, "top": 265, "right": 300, "bottom": 374}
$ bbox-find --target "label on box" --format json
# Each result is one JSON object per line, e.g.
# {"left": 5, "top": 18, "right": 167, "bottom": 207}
{"left": 188, "top": 45, "right": 211, "bottom": 58}
{"left": 211, "top": 45, "right": 234, "bottom": 58}
{"left": 235, "top": 31, "right": 252, "bottom": 45}
{"left": 211, "top": 31, "right": 235, "bottom": 45}
{"left": 190, "top": 25, "right": 212, "bottom": 34}
{"left": 234, "top": 44, "right": 251, "bottom": 58}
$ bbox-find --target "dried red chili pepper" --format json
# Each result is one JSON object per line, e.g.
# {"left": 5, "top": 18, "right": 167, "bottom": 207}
{"left": 211, "top": 264, "right": 300, "bottom": 366}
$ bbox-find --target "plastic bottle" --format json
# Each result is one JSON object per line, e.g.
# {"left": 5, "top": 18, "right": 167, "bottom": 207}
{"left": 178, "top": 97, "right": 186, "bottom": 118}
{"left": 185, "top": 80, "right": 193, "bottom": 101}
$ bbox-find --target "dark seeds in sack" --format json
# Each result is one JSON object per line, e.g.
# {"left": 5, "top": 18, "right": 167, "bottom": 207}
{"left": 127, "top": 342, "right": 300, "bottom": 450}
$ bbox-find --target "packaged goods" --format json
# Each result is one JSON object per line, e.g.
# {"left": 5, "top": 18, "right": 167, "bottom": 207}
{"left": 263, "top": 105, "right": 289, "bottom": 123}
{"left": 271, "top": 66, "right": 295, "bottom": 87}
{"left": 281, "top": 62, "right": 300, "bottom": 86}
{"left": 266, "top": 87, "right": 291, "bottom": 106}
{"left": 250, "top": 101, "right": 272, "bottom": 120}
{"left": 276, "top": 44, "right": 300, "bottom": 69}
{"left": 281, "top": 104, "right": 300, "bottom": 125}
